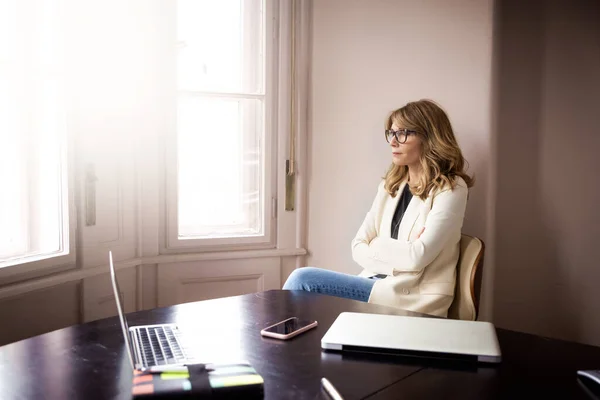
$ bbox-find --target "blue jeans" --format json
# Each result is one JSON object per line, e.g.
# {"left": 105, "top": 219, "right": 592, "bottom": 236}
{"left": 282, "top": 267, "right": 378, "bottom": 302}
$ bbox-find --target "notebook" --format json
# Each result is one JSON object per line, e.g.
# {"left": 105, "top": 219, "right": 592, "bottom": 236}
{"left": 321, "top": 312, "right": 502, "bottom": 363}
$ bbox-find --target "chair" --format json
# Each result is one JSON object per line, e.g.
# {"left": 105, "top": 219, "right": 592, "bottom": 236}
{"left": 447, "top": 234, "right": 485, "bottom": 321}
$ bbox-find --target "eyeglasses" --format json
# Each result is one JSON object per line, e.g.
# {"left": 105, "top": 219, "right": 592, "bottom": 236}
{"left": 384, "top": 128, "right": 417, "bottom": 144}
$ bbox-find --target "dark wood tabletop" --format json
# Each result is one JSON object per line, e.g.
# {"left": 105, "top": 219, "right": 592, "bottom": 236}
{"left": 1, "top": 290, "right": 600, "bottom": 399}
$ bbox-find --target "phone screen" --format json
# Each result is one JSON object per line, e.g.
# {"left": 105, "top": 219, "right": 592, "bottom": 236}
{"left": 263, "top": 317, "right": 314, "bottom": 334}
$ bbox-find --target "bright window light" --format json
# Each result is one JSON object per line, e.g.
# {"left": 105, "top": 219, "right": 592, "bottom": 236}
{"left": 0, "top": 0, "right": 69, "bottom": 267}
{"left": 176, "top": 0, "right": 265, "bottom": 239}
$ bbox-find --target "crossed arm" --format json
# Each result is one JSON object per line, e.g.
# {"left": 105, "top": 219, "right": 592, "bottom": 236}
{"left": 351, "top": 182, "right": 468, "bottom": 275}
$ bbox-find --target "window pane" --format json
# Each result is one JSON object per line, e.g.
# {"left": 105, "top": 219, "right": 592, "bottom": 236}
{"left": 177, "top": 0, "right": 264, "bottom": 94}
{"left": 0, "top": 133, "right": 28, "bottom": 259}
{"left": 30, "top": 73, "right": 66, "bottom": 254}
{"left": 175, "top": 0, "right": 267, "bottom": 243}
{"left": 0, "top": 0, "right": 68, "bottom": 264}
{"left": 177, "top": 96, "right": 263, "bottom": 238}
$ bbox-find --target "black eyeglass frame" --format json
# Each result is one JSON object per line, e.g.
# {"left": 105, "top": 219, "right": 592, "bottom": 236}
{"left": 384, "top": 128, "right": 417, "bottom": 144}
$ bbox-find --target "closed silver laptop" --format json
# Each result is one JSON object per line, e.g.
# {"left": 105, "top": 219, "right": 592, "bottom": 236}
{"left": 321, "top": 312, "right": 501, "bottom": 363}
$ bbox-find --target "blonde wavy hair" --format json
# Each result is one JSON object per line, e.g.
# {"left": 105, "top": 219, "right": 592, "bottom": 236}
{"left": 384, "top": 99, "right": 474, "bottom": 199}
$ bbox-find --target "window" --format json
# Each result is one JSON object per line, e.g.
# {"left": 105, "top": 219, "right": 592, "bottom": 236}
{"left": 166, "top": 0, "right": 275, "bottom": 250}
{"left": 0, "top": 0, "right": 73, "bottom": 269}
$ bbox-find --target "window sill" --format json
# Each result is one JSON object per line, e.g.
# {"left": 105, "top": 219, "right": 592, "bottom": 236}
{"left": 0, "top": 252, "right": 77, "bottom": 287}
{"left": 0, "top": 247, "right": 306, "bottom": 300}
{"left": 148, "top": 247, "right": 306, "bottom": 264}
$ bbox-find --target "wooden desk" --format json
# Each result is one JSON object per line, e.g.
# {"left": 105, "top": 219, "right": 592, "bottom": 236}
{"left": 0, "top": 290, "right": 599, "bottom": 399}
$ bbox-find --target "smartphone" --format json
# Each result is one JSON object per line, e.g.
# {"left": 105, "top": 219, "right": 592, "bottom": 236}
{"left": 260, "top": 317, "right": 318, "bottom": 340}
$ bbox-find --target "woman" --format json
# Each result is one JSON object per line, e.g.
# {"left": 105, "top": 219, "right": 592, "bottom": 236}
{"left": 282, "top": 99, "right": 474, "bottom": 317}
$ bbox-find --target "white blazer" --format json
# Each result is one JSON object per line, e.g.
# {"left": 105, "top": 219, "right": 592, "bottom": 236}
{"left": 352, "top": 177, "right": 468, "bottom": 317}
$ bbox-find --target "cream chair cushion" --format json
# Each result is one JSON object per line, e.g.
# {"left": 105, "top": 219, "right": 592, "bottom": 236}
{"left": 447, "top": 234, "right": 484, "bottom": 321}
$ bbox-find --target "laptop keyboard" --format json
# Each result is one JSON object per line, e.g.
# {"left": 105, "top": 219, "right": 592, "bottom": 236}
{"left": 133, "top": 325, "right": 188, "bottom": 367}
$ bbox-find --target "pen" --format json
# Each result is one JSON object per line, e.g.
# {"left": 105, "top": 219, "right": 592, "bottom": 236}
{"left": 321, "top": 377, "right": 344, "bottom": 400}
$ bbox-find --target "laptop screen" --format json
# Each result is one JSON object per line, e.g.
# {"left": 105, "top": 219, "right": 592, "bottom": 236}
{"left": 109, "top": 251, "right": 135, "bottom": 369}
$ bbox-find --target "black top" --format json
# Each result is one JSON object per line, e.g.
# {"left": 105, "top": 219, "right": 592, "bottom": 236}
{"left": 391, "top": 183, "right": 413, "bottom": 239}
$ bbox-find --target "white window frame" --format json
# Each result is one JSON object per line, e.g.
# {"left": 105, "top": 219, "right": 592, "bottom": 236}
{"left": 162, "top": 0, "right": 280, "bottom": 253}
{"left": 0, "top": 132, "right": 76, "bottom": 283}
{"left": 0, "top": 0, "right": 77, "bottom": 281}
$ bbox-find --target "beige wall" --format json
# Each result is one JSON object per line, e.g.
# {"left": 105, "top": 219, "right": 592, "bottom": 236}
{"left": 307, "top": 0, "right": 600, "bottom": 347}
{"left": 493, "top": 0, "right": 600, "bottom": 346}
{"left": 307, "top": 0, "right": 495, "bottom": 317}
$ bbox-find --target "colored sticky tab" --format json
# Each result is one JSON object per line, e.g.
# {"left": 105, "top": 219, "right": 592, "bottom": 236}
{"left": 160, "top": 372, "right": 190, "bottom": 380}
{"left": 133, "top": 374, "right": 153, "bottom": 385}
{"left": 208, "top": 366, "right": 257, "bottom": 376}
{"left": 132, "top": 383, "right": 154, "bottom": 395}
{"left": 209, "top": 374, "right": 264, "bottom": 388}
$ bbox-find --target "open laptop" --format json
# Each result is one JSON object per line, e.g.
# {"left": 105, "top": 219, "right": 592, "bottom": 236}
{"left": 109, "top": 251, "right": 195, "bottom": 371}
{"left": 321, "top": 312, "right": 502, "bottom": 363}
